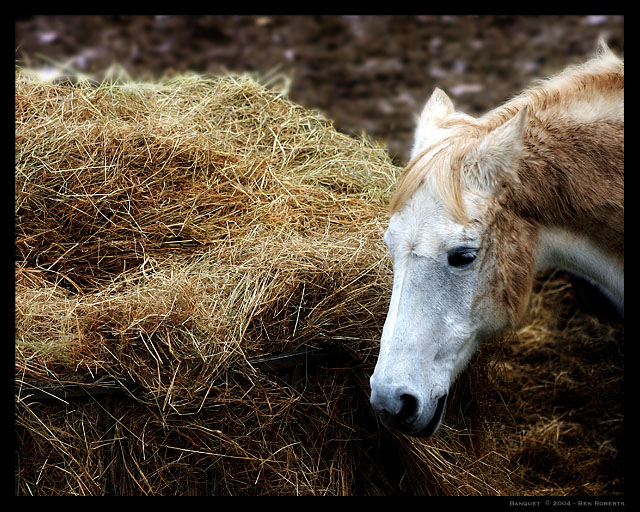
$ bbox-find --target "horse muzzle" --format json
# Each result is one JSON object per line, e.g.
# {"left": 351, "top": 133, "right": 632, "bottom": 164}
{"left": 370, "top": 386, "right": 448, "bottom": 437}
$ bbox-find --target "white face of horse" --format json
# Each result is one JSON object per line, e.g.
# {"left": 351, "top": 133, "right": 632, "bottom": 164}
{"left": 370, "top": 89, "right": 529, "bottom": 436}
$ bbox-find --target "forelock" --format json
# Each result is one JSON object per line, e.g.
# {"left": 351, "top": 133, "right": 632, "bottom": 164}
{"left": 389, "top": 125, "right": 482, "bottom": 224}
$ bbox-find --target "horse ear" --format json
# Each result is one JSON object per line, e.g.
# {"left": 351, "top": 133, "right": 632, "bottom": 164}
{"left": 412, "top": 88, "right": 455, "bottom": 159}
{"left": 596, "top": 36, "right": 614, "bottom": 58}
{"left": 469, "top": 106, "right": 528, "bottom": 192}
{"left": 419, "top": 88, "right": 455, "bottom": 124}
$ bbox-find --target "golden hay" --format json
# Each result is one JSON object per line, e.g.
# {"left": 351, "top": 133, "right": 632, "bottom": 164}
{"left": 15, "top": 69, "right": 623, "bottom": 495}
{"left": 14, "top": 68, "right": 401, "bottom": 495}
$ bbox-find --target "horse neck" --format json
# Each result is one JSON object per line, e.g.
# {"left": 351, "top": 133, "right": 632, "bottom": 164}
{"left": 508, "top": 115, "right": 624, "bottom": 308}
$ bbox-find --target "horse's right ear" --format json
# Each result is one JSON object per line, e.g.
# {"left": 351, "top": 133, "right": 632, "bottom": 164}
{"left": 412, "top": 88, "right": 455, "bottom": 159}
{"left": 419, "top": 88, "right": 455, "bottom": 125}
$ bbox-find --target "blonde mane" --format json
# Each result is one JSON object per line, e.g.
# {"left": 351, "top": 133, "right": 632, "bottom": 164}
{"left": 390, "top": 42, "right": 624, "bottom": 222}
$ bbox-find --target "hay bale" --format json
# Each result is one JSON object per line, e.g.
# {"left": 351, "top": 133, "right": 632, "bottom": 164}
{"left": 16, "top": 69, "right": 395, "bottom": 379}
{"left": 15, "top": 69, "right": 404, "bottom": 495}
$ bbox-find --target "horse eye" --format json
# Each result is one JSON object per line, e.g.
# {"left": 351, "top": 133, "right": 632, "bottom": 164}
{"left": 447, "top": 248, "right": 478, "bottom": 268}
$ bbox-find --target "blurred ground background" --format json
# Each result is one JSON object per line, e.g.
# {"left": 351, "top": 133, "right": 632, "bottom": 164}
{"left": 15, "top": 15, "right": 624, "bottom": 165}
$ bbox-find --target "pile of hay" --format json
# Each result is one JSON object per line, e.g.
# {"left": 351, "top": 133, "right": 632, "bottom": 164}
{"left": 15, "top": 69, "right": 623, "bottom": 496}
{"left": 15, "top": 69, "right": 399, "bottom": 495}
{"left": 15, "top": 69, "right": 395, "bottom": 385}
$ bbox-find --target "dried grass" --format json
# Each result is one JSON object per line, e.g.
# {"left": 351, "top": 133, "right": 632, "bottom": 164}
{"left": 15, "top": 69, "right": 623, "bottom": 495}
{"left": 15, "top": 68, "right": 401, "bottom": 495}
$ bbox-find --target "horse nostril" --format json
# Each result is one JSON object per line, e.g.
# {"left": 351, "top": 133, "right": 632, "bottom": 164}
{"left": 397, "top": 394, "right": 418, "bottom": 422}
{"left": 370, "top": 387, "right": 421, "bottom": 430}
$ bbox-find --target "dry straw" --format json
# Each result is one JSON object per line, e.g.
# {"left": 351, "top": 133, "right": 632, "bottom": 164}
{"left": 15, "top": 69, "right": 623, "bottom": 495}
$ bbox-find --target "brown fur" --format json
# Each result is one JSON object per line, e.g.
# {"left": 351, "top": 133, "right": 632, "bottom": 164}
{"left": 494, "top": 115, "right": 623, "bottom": 323}
{"left": 391, "top": 45, "right": 623, "bottom": 223}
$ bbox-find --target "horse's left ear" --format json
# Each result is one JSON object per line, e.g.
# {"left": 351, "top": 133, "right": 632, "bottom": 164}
{"left": 470, "top": 106, "right": 528, "bottom": 192}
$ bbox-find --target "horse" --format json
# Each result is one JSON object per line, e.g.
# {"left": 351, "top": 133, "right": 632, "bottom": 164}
{"left": 369, "top": 40, "right": 623, "bottom": 437}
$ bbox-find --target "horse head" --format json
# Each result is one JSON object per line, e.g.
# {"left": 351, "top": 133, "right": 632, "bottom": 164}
{"left": 370, "top": 89, "right": 534, "bottom": 436}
